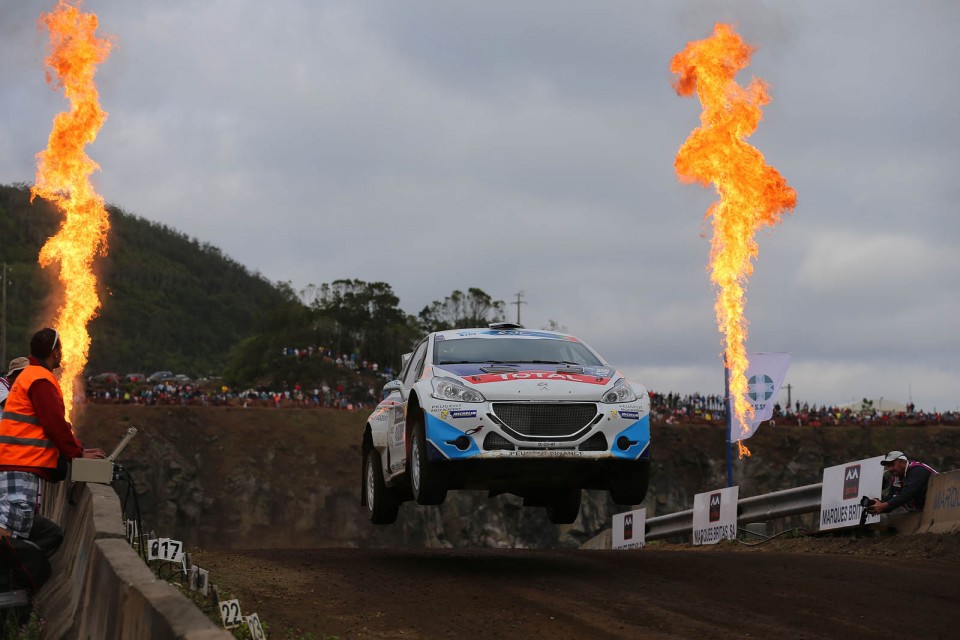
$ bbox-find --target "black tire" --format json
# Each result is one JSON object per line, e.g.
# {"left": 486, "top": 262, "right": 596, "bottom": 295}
{"left": 410, "top": 418, "right": 448, "bottom": 505}
{"left": 546, "top": 489, "right": 581, "bottom": 524}
{"left": 365, "top": 449, "right": 399, "bottom": 524}
{"left": 609, "top": 461, "right": 650, "bottom": 505}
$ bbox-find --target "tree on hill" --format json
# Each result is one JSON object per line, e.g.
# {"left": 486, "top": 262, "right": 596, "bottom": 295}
{"left": 3, "top": 182, "right": 513, "bottom": 388}
{"left": 310, "top": 279, "right": 420, "bottom": 369}
{"left": 224, "top": 279, "right": 422, "bottom": 388}
{"left": 418, "top": 288, "right": 505, "bottom": 332}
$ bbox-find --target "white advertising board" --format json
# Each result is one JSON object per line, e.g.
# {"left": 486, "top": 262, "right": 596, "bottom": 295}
{"left": 612, "top": 508, "right": 645, "bottom": 550}
{"left": 692, "top": 486, "right": 739, "bottom": 545}
{"left": 819, "top": 456, "right": 884, "bottom": 531}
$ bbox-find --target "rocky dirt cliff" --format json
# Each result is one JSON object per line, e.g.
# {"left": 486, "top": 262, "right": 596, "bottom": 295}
{"left": 76, "top": 405, "right": 960, "bottom": 550}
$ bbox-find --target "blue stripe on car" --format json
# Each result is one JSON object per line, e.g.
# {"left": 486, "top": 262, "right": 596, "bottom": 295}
{"left": 612, "top": 414, "right": 651, "bottom": 460}
{"left": 424, "top": 413, "right": 480, "bottom": 460}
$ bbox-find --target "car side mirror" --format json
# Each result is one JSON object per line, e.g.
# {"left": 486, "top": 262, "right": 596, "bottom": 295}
{"left": 382, "top": 380, "right": 402, "bottom": 396}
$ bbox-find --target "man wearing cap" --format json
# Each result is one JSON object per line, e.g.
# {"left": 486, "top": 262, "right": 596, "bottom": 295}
{"left": 867, "top": 451, "right": 938, "bottom": 514}
{"left": 0, "top": 357, "right": 30, "bottom": 415}
{"left": 0, "top": 328, "right": 104, "bottom": 540}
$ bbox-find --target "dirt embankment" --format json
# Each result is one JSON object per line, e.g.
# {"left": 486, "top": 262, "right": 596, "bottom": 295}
{"left": 192, "top": 540, "right": 960, "bottom": 640}
{"left": 74, "top": 405, "right": 960, "bottom": 639}
{"left": 75, "top": 404, "right": 960, "bottom": 551}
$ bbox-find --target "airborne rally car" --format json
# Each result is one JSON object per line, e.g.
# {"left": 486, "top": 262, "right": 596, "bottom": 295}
{"left": 361, "top": 324, "right": 651, "bottom": 525}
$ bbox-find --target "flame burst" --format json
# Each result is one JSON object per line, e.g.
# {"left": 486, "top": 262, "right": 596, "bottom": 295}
{"left": 30, "top": 0, "right": 113, "bottom": 422}
{"left": 671, "top": 23, "right": 796, "bottom": 457}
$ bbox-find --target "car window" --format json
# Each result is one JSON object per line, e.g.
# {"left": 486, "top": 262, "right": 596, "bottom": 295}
{"left": 397, "top": 350, "right": 415, "bottom": 383}
{"left": 433, "top": 337, "right": 603, "bottom": 366}
{"left": 403, "top": 339, "right": 429, "bottom": 387}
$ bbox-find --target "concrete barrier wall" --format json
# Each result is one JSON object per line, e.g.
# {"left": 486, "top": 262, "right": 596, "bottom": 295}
{"left": 35, "top": 481, "right": 230, "bottom": 640}
{"left": 918, "top": 470, "right": 960, "bottom": 534}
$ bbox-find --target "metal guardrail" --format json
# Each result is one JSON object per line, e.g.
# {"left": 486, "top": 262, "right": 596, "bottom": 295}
{"left": 645, "top": 483, "right": 823, "bottom": 541}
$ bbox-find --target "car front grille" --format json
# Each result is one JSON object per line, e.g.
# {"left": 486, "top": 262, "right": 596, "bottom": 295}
{"left": 491, "top": 403, "right": 599, "bottom": 438}
{"left": 578, "top": 432, "right": 608, "bottom": 452}
{"left": 483, "top": 432, "right": 515, "bottom": 451}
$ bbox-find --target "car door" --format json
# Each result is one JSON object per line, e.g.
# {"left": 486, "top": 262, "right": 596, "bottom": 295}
{"left": 387, "top": 338, "right": 429, "bottom": 474}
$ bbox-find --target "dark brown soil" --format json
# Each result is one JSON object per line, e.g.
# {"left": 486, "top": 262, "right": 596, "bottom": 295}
{"left": 76, "top": 406, "right": 960, "bottom": 638}
{"left": 195, "top": 538, "right": 960, "bottom": 639}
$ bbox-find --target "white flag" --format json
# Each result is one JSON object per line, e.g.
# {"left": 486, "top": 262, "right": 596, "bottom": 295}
{"left": 739, "top": 352, "right": 791, "bottom": 440}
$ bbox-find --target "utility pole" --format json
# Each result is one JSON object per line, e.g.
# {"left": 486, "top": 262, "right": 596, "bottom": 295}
{"left": 512, "top": 291, "right": 527, "bottom": 325}
{"left": 784, "top": 383, "right": 792, "bottom": 409}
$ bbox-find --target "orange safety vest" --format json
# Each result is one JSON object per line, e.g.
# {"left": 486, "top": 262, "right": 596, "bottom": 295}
{"left": 0, "top": 364, "right": 63, "bottom": 469}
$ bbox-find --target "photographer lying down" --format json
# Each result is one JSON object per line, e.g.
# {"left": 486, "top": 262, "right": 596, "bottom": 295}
{"left": 867, "top": 451, "right": 938, "bottom": 515}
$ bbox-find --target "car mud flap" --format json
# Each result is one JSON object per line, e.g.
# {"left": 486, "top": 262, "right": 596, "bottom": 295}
{"left": 424, "top": 413, "right": 480, "bottom": 461}
{"left": 611, "top": 415, "right": 651, "bottom": 460}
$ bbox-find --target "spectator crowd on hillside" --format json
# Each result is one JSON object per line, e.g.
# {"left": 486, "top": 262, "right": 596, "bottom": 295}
{"left": 80, "top": 378, "right": 960, "bottom": 426}
{"left": 85, "top": 379, "right": 379, "bottom": 411}
{"left": 280, "top": 346, "right": 395, "bottom": 379}
{"left": 79, "top": 348, "right": 959, "bottom": 424}
{"left": 648, "top": 391, "right": 959, "bottom": 427}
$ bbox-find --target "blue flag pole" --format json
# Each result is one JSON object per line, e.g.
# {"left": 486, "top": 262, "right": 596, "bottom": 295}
{"left": 724, "top": 359, "right": 733, "bottom": 488}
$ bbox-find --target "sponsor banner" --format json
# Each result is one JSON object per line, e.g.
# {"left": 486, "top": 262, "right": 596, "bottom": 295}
{"left": 465, "top": 371, "right": 611, "bottom": 385}
{"left": 612, "top": 508, "right": 646, "bottom": 550}
{"left": 692, "top": 486, "right": 738, "bottom": 545}
{"left": 740, "top": 352, "right": 792, "bottom": 440}
{"left": 819, "top": 456, "right": 883, "bottom": 531}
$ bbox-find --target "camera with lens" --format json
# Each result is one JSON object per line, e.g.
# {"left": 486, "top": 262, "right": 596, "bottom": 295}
{"left": 859, "top": 495, "right": 875, "bottom": 527}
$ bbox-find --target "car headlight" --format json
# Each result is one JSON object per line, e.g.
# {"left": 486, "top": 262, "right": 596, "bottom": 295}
{"left": 431, "top": 376, "right": 486, "bottom": 403}
{"left": 601, "top": 379, "right": 637, "bottom": 404}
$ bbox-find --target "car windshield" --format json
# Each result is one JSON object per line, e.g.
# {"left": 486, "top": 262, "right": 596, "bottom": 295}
{"left": 434, "top": 337, "right": 603, "bottom": 366}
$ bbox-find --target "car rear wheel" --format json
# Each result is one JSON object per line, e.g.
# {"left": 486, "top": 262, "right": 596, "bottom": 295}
{"left": 546, "top": 489, "right": 581, "bottom": 524}
{"left": 609, "top": 460, "right": 650, "bottom": 505}
{"left": 410, "top": 418, "right": 448, "bottom": 505}
{"left": 365, "top": 450, "right": 399, "bottom": 524}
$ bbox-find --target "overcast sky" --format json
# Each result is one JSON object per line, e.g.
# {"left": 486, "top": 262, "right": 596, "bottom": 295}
{"left": 1, "top": 1, "right": 958, "bottom": 411}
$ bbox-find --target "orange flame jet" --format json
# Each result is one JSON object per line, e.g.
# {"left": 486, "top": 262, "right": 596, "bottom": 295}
{"left": 31, "top": 0, "right": 114, "bottom": 422}
{"left": 671, "top": 23, "right": 796, "bottom": 457}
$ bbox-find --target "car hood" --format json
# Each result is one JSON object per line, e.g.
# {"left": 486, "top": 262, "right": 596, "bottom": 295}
{"left": 434, "top": 364, "right": 617, "bottom": 402}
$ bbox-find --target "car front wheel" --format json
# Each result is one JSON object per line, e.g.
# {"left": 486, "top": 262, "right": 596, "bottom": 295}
{"left": 410, "top": 419, "right": 448, "bottom": 505}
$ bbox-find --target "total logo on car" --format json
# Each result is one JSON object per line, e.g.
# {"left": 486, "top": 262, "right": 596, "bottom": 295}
{"left": 361, "top": 323, "right": 651, "bottom": 525}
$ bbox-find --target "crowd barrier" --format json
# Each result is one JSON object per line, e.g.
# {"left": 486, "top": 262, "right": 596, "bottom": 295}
{"left": 581, "top": 469, "right": 960, "bottom": 549}
{"left": 34, "top": 480, "right": 229, "bottom": 639}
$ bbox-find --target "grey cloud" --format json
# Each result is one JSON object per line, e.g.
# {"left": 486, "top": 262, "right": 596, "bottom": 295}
{"left": 0, "top": 0, "right": 957, "bottom": 410}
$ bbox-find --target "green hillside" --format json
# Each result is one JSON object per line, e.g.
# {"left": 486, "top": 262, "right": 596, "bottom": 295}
{"left": 0, "top": 183, "right": 291, "bottom": 376}
{"left": 1, "top": 183, "right": 512, "bottom": 388}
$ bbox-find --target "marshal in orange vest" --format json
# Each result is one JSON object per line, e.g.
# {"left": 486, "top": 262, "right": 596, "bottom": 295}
{"left": 0, "top": 364, "right": 64, "bottom": 470}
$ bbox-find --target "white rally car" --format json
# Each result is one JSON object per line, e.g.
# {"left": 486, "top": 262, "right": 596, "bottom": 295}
{"left": 361, "top": 324, "right": 651, "bottom": 525}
